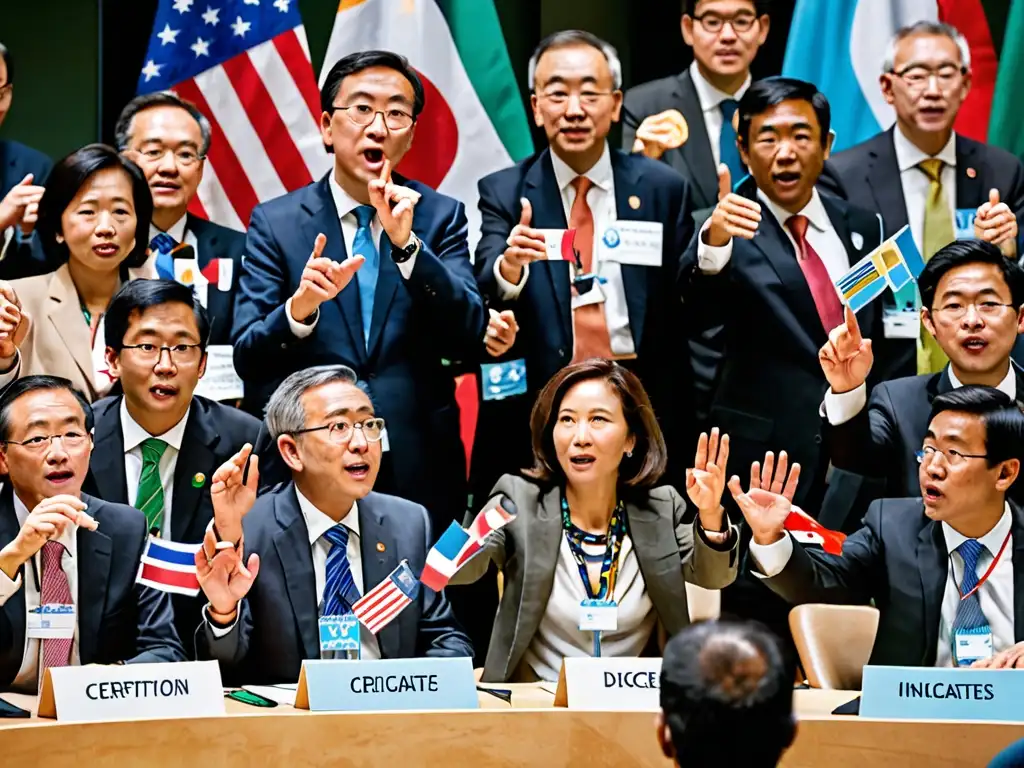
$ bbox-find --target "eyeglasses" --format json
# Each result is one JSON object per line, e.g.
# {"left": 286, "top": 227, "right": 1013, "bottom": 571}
{"left": 4, "top": 431, "right": 89, "bottom": 453}
{"left": 121, "top": 343, "right": 204, "bottom": 366}
{"left": 930, "top": 301, "right": 1016, "bottom": 321}
{"left": 133, "top": 146, "right": 204, "bottom": 167}
{"left": 916, "top": 445, "right": 988, "bottom": 466}
{"left": 538, "top": 90, "right": 617, "bottom": 108}
{"left": 890, "top": 64, "right": 966, "bottom": 93}
{"left": 693, "top": 12, "right": 759, "bottom": 33}
{"left": 330, "top": 104, "right": 415, "bottom": 131}
{"left": 291, "top": 418, "right": 386, "bottom": 445}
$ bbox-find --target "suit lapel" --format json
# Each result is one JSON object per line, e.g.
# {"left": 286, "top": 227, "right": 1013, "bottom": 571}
{"left": 90, "top": 400, "right": 129, "bottom": 504}
{"left": 76, "top": 504, "right": 113, "bottom": 664}
{"left": 366, "top": 230, "right": 399, "bottom": 361}
{"left": 955, "top": 137, "right": 984, "bottom": 210}
{"left": 610, "top": 152, "right": 649, "bottom": 348}
{"left": 624, "top": 500, "right": 683, "bottom": 624}
{"left": 186, "top": 214, "right": 223, "bottom": 270}
{"left": 171, "top": 401, "right": 219, "bottom": 542}
{"left": 525, "top": 152, "right": 572, "bottom": 347}
{"left": 1011, "top": 502, "right": 1024, "bottom": 643}
{"left": 358, "top": 494, "right": 400, "bottom": 658}
{"left": 866, "top": 130, "right": 910, "bottom": 235}
{"left": 672, "top": 72, "right": 718, "bottom": 208}
{"left": 917, "top": 519, "right": 948, "bottom": 665}
{"left": 0, "top": 492, "right": 26, "bottom": 659}
{"left": 45, "top": 266, "right": 95, "bottom": 393}
{"left": 272, "top": 487, "right": 320, "bottom": 661}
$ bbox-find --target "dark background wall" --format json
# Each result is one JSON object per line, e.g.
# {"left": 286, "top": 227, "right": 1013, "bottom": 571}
{"left": 1, "top": 0, "right": 796, "bottom": 161}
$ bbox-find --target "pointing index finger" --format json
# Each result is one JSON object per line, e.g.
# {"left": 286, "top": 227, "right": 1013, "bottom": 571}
{"left": 846, "top": 304, "right": 862, "bottom": 344}
{"left": 380, "top": 157, "right": 392, "bottom": 184}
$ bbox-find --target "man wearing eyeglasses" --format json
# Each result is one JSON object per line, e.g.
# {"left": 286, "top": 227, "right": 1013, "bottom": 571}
{"left": 195, "top": 364, "right": 472, "bottom": 684}
{"left": 826, "top": 21, "right": 1024, "bottom": 380}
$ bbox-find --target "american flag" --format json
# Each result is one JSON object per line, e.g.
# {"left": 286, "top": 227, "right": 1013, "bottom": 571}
{"left": 137, "top": 0, "right": 330, "bottom": 231}
{"left": 352, "top": 559, "right": 420, "bottom": 634}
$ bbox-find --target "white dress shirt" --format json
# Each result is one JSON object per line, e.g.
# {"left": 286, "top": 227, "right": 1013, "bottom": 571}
{"left": 0, "top": 493, "right": 81, "bottom": 692}
{"left": 121, "top": 399, "right": 190, "bottom": 537}
{"left": 287, "top": 173, "right": 417, "bottom": 339}
{"left": 749, "top": 504, "right": 1016, "bottom": 667}
{"left": 689, "top": 60, "right": 752, "bottom": 168}
{"left": 893, "top": 127, "right": 958, "bottom": 257}
{"left": 493, "top": 143, "right": 637, "bottom": 356}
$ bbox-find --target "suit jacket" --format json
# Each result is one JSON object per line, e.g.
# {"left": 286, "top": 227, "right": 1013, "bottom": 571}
{"left": 232, "top": 173, "right": 484, "bottom": 527}
{"left": 198, "top": 483, "right": 473, "bottom": 685}
{"left": 450, "top": 475, "right": 738, "bottom": 682}
{"left": 83, "top": 394, "right": 261, "bottom": 655}
{"left": 0, "top": 489, "right": 185, "bottom": 687}
{"left": 622, "top": 71, "right": 720, "bottom": 211}
{"left": 471, "top": 148, "right": 695, "bottom": 500}
{"left": 181, "top": 215, "right": 246, "bottom": 346}
{"left": 0, "top": 140, "right": 52, "bottom": 282}
{"left": 761, "top": 497, "right": 1024, "bottom": 667}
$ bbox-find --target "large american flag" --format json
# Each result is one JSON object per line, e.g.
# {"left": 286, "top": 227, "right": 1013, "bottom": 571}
{"left": 137, "top": 0, "right": 330, "bottom": 231}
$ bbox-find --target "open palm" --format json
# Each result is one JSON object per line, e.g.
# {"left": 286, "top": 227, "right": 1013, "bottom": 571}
{"left": 728, "top": 450, "right": 801, "bottom": 546}
{"left": 686, "top": 428, "right": 730, "bottom": 512}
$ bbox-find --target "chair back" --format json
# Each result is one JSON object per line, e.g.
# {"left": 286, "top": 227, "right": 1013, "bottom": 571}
{"left": 789, "top": 604, "right": 879, "bottom": 689}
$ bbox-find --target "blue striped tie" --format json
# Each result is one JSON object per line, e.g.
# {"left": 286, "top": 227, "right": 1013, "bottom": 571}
{"left": 322, "top": 524, "right": 361, "bottom": 616}
{"left": 952, "top": 538, "right": 988, "bottom": 631}
{"left": 149, "top": 232, "right": 177, "bottom": 280}
{"left": 352, "top": 205, "right": 379, "bottom": 347}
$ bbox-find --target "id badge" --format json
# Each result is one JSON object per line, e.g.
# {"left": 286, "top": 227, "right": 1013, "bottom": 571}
{"left": 955, "top": 208, "right": 977, "bottom": 241}
{"left": 319, "top": 613, "right": 361, "bottom": 656}
{"left": 579, "top": 599, "right": 618, "bottom": 632}
{"left": 883, "top": 307, "right": 920, "bottom": 340}
{"left": 480, "top": 359, "right": 527, "bottom": 401}
{"left": 27, "top": 604, "right": 75, "bottom": 639}
{"left": 953, "top": 626, "right": 993, "bottom": 666}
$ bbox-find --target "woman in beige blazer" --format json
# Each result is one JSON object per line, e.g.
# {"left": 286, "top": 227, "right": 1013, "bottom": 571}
{"left": 451, "top": 359, "right": 740, "bottom": 683}
{"left": 8, "top": 144, "right": 154, "bottom": 401}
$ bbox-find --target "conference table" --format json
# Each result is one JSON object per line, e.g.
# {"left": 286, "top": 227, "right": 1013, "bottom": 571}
{"left": 0, "top": 685, "right": 1022, "bottom": 766}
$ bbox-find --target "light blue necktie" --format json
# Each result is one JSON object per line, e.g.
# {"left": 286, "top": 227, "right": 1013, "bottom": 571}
{"left": 322, "top": 524, "right": 361, "bottom": 616}
{"left": 352, "top": 206, "right": 379, "bottom": 347}
{"left": 149, "top": 232, "right": 177, "bottom": 280}
{"left": 719, "top": 99, "right": 744, "bottom": 185}
{"left": 952, "top": 538, "right": 988, "bottom": 631}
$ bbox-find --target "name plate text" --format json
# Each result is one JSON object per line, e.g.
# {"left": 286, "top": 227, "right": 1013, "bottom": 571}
{"left": 555, "top": 657, "right": 662, "bottom": 710}
{"left": 861, "top": 665, "right": 1024, "bottom": 722}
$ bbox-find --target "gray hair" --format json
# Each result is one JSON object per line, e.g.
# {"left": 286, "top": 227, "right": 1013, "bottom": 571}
{"left": 113, "top": 91, "right": 213, "bottom": 156}
{"left": 882, "top": 21, "right": 971, "bottom": 74}
{"left": 527, "top": 30, "right": 623, "bottom": 91}
{"left": 265, "top": 365, "right": 359, "bottom": 440}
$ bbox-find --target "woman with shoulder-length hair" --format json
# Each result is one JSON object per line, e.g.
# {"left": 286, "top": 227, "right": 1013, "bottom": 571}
{"left": 451, "top": 358, "right": 738, "bottom": 683}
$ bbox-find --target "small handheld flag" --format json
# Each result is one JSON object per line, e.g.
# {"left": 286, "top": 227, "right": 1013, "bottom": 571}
{"left": 419, "top": 522, "right": 472, "bottom": 592}
{"left": 784, "top": 509, "right": 846, "bottom": 556}
{"left": 352, "top": 560, "right": 420, "bottom": 634}
{"left": 833, "top": 225, "right": 924, "bottom": 312}
{"left": 455, "top": 497, "right": 518, "bottom": 568}
{"left": 135, "top": 536, "right": 201, "bottom": 596}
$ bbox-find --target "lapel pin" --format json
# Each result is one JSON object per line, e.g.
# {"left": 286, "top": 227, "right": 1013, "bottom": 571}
{"left": 192, "top": 472, "right": 206, "bottom": 488}
{"left": 966, "top": 167, "right": 977, "bottom": 179}
{"left": 628, "top": 195, "right": 641, "bottom": 210}
{"left": 376, "top": 541, "right": 386, "bottom": 553}
{"left": 851, "top": 232, "right": 864, "bottom": 250}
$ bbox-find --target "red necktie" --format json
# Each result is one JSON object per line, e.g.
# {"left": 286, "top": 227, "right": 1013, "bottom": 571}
{"left": 567, "top": 176, "right": 614, "bottom": 362}
{"left": 41, "top": 541, "right": 73, "bottom": 670}
{"left": 786, "top": 214, "right": 844, "bottom": 333}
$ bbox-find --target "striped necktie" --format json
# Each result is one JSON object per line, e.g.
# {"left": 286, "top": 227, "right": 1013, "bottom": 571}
{"left": 918, "top": 158, "right": 954, "bottom": 374}
{"left": 134, "top": 438, "right": 168, "bottom": 535}
{"left": 149, "top": 232, "right": 177, "bottom": 281}
{"left": 322, "top": 524, "right": 361, "bottom": 616}
{"left": 41, "top": 541, "right": 73, "bottom": 671}
{"left": 952, "top": 538, "right": 988, "bottom": 632}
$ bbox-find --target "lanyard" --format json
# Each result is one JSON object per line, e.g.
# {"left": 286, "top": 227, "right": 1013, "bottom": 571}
{"left": 954, "top": 531, "right": 1012, "bottom": 601}
{"left": 560, "top": 495, "right": 626, "bottom": 601}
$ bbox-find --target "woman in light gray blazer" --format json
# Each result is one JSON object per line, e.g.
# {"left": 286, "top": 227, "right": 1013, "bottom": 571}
{"left": 451, "top": 359, "right": 739, "bottom": 683}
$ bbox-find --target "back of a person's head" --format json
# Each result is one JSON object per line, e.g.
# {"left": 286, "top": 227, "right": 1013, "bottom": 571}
{"left": 659, "top": 620, "right": 796, "bottom": 768}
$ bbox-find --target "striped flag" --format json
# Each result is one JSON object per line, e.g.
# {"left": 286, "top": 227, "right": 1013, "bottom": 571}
{"left": 419, "top": 521, "right": 471, "bottom": 592}
{"left": 137, "top": 0, "right": 330, "bottom": 232}
{"left": 785, "top": 509, "right": 846, "bottom": 556}
{"left": 136, "top": 536, "right": 202, "bottom": 596}
{"left": 834, "top": 226, "right": 923, "bottom": 312}
{"left": 352, "top": 559, "right": 420, "bottom": 634}
{"left": 455, "top": 496, "right": 517, "bottom": 567}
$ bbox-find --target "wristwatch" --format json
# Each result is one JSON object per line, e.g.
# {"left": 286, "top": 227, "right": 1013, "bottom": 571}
{"left": 392, "top": 234, "right": 420, "bottom": 264}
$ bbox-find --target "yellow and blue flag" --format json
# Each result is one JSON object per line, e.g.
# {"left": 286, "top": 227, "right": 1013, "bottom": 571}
{"left": 834, "top": 226, "right": 924, "bottom": 312}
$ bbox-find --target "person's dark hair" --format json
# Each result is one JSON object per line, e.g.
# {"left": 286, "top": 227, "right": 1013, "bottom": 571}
{"left": 527, "top": 30, "right": 622, "bottom": 90}
{"left": 660, "top": 620, "right": 796, "bottom": 768}
{"left": 35, "top": 144, "right": 152, "bottom": 270}
{"left": 526, "top": 359, "right": 667, "bottom": 491}
{"left": 929, "top": 385, "right": 1024, "bottom": 469}
{"left": 737, "top": 77, "right": 830, "bottom": 148}
{"left": 0, "top": 43, "right": 12, "bottom": 85}
{"left": 0, "top": 376, "right": 94, "bottom": 442}
{"left": 682, "top": 0, "right": 770, "bottom": 16}
{"left": 104, "top": 279, "right": 211, "bottom": 353}
{"left": 113, "top": 91, "right": 212, "bottom": 156}
{"left": 918, "top": 239, "right": 1024, "bottom": 311}
{"left": 320, "top": 50, "right": 425, "bottom": 118}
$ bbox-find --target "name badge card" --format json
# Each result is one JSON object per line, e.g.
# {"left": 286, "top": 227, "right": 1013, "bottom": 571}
{"left": 579, "top": 599, "right": 618, "bottom": 632}
{"left": 955, "top": 208, "right": 977, "bottom": 241}
{"left": 38, "top": 661, "right": 225, "bottom": 722}
{"left": 480, "top": 359, "right": 528, "bottom": 401}
{"left": 319, "top": 613, "right": 360, "bottom": 655}
{"left": 883, "top": 307, "right": 920, "bottom": 340}
{"left": 553, "top": 657, "right": 661, "bottom": 710}
{"left": 860, "top": 665, "right": 1024, "bottom": 722}
{"left": 27, "top": 604, "right": 75, "bottom": 639}
{"left": 193, "top": 345, "right": 244, "bottom": 401}
{"left": 294, "top": 657, "right": 478, "bottom": 712}
{"left": 538, "top": 229, "right": 577, "bottom": 261}
{"left": 597, "top": 221, "right": 663, "bottom": 267}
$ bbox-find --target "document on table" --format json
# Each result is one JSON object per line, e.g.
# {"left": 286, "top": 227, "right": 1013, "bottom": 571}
{"left": 242, "top": 684, "right": 297, "bottom": 706}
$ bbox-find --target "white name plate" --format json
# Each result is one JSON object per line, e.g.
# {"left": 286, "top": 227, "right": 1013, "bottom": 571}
{"left": 554, "top": 657, "right": 662, "bottom": 710}
{"left": 39, "top": 661, "right": 225, "bottom": 722}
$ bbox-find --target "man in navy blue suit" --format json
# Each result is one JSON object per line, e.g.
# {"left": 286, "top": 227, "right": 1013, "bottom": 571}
{"left": 232, "top": 51, "right": 485, "bottom": 532}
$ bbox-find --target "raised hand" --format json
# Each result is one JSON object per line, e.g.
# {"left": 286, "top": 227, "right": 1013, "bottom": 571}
{"left": 727, "top": 450, "right": 801, "bottom": 546}
{"left": 2, "top": 495, "right": 97, "bottom": 569}
{"left": 974, "top": 188, "right": 1018, "bottom": 257}
{"left": 368, "top": 158, "right": 420, "bottom": 247}
{"left": 499, "top": 198, "right": 548, "bottom": 285}
{"left": 484, "top": 308, "right": 518, "bottom": 357}
{"left": 288, "top": 234, "right": 364, "bottom": 322}
{"left": 210, "top": 443, "right": 259, "bottom": 547}
{"left": 686, "top": 428, "right": 730, "bottom": 530}
{"left": 196, "top": 528, "right": 260, "bottom": 618}
{"left": 819, "top": 304, "right": 873, "bottom": 393}
{"left": 0, "top": 282, "right": 27, "bottom": 363}
{"left": 705, "top": 165, "right": 761, "bottom": 247}
{"left": 0, "top": 174, "right": 45, "bottom": 232}
{"left": 631, "top": 109, "right": 689, "bottom": 160}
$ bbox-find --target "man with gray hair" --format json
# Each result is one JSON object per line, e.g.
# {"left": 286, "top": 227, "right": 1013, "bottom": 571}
{"left": 195, "top": 364, "right": 472, "bottom": 684}
{"left": 827, "top": 20, "right": 1024, "bottom": 379}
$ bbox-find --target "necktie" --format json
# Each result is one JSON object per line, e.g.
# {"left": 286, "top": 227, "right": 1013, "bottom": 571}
{"left": 952, "top": 538, "right": 989, "bottom": 633}
{"left": 719, "top": 99, "right": 744, "bottom": 183}
{"left": 322, "top": 524, "right": 361, "bottom": 616}
{"left": 41, "top": 541, "right": 73, "bottom": 671}
{"left": 149, "top": 232, "right": 177, "bottom": 281}
{"left": 134, "top": 438, "right": 168, "bottom": 535}
{"left": 352, "top": 206, "right": 379, "bottom": 348}
{"left": 568, "top": 177, "right": 614, "bottom": 362}
{"left": 918, "top": 158, "right": 955, "bottom": 374}
{"left": 786, "top": 215, "right": 844, "bottom": 333}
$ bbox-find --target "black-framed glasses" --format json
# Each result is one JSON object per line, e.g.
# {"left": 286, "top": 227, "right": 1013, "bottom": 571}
{"left": 4, "top": 431, "right": 89, "bottom": 453}
{"left": 916, "top": 445, "right": 988, "bottom": 466}
{"left": 291, "top": 418, "right": 386, "bottom": 445}
{"left": 121, "top": 343, "right": 204, "bottom": 366}
{"left": 330, "top": 104, "right": 415, "bottom": 131}
{"left": 693, "top": 12, "right": 758, "bottom": 33}
{"left": 930, "top": 301, "right": 1016, "bottom": 321}
{"left": 890, "top": 64, "right": 967, "bottom": 92}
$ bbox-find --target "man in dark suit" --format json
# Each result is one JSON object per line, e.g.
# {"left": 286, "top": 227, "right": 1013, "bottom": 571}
{"left": 0, "top": 375, "right": 185, "bottom": 692}
{"left": 826, "top": 21, "right": 1024, "bottom": 379}
{"left": 84, "top": 279, "right": 260, "bottom": 653}
{"left": 195, "top": 365, "right": 472, "bottom": 685}
{"left": 232, "top": 51, "right": 484, "bottom": 533}
{"left": 819, "top": 240, "right": 1024, "bottom": 531}
{"left": 622, "top": 0, "right": 769, "bottom": 212}
{"left": 736, "top": 386, "right": 1024, "bottom": 668}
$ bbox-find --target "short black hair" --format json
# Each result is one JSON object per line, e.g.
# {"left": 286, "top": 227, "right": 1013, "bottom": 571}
{"left": 929, "top": 385, "right": 1024, "bottom": 469}
{"left": 104, "top": 279, "right": 211, "bottom": 353}
{"left": 682, "top": 0, "right": 770, "bottom": 15}
{"left": 738, "top": 77, "right": 831, "bottom": 148}
{"left": 319, "top": 50, "right": 425, "bottom": 118}
{"left": 114, "top": 91, "right": 212, "bottom": 156}
{"left": 0, "top": 43, "right": 11, "bottom": 85}
{"left": 918, "top": 239, "right": 1024, "bottom": 311}
{"left": 661, "top": 620, "right": 795, "bottom": 768}
{"left": 35, "top": 144, "right": 153, "bottom": 270}
{"left": 0, "top": 376, "right": 93, "bottom": 442}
